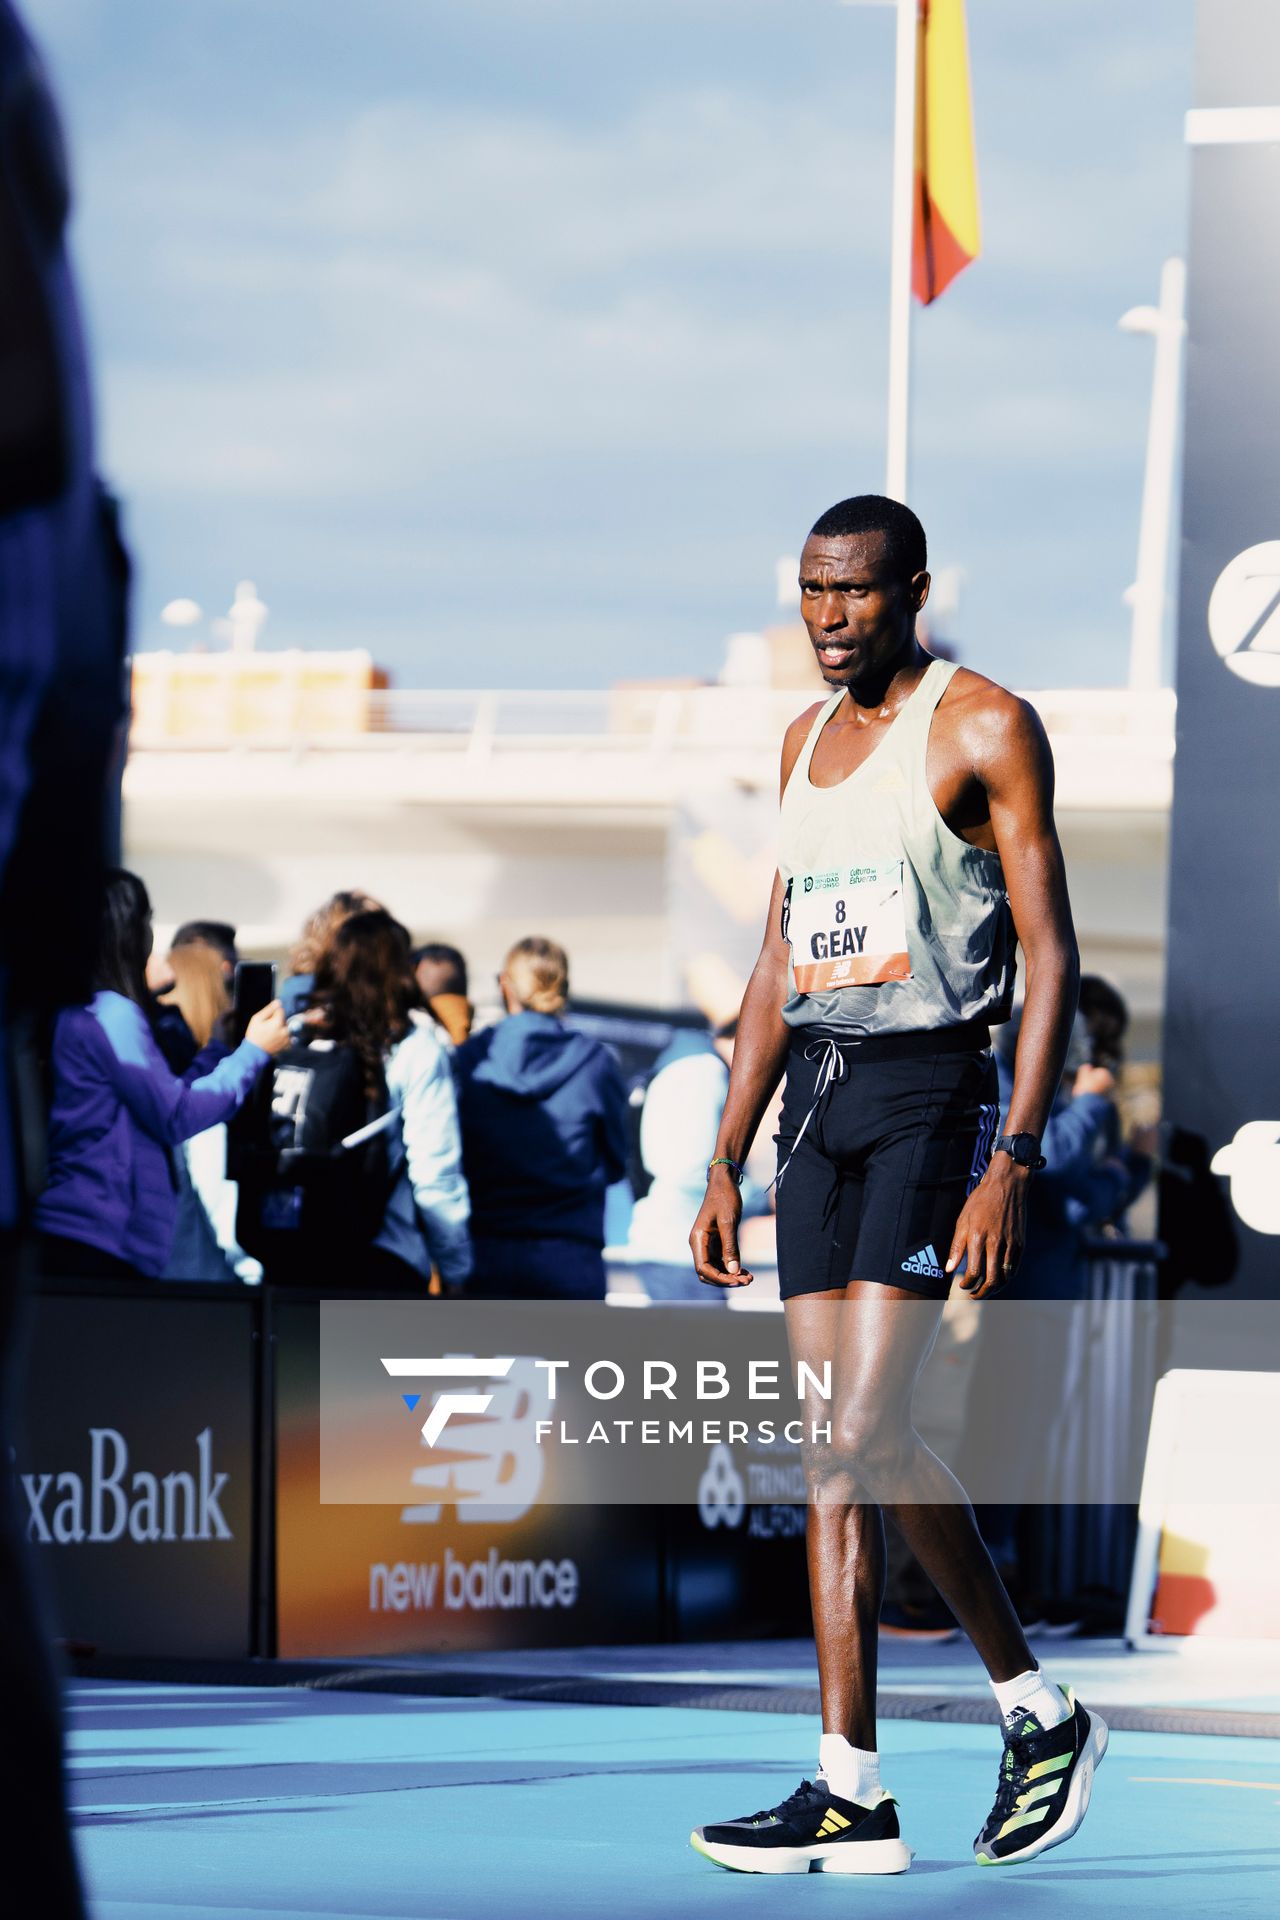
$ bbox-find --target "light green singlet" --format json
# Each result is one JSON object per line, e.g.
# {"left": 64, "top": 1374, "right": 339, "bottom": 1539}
{"left": 778, "top": 656, "right": 1015, "bottom": 1038}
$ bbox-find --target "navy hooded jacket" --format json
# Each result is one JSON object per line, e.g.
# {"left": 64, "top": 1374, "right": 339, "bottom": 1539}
{"left": 454, "top": 1011, "right": 629, "bottom": 1246}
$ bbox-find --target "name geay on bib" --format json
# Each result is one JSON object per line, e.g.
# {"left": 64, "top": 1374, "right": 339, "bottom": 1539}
{"left": 785, "top": 859, "right": 913, "bottom": 992}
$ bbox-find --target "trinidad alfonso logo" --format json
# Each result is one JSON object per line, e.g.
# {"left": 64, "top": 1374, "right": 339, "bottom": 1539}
{"left": 381, "top": 1356, "right": 515, "bottom": 1446}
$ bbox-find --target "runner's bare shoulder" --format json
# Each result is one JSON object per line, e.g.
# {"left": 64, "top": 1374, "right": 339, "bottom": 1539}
{"left": 935, "top": 665, "right": 1050, "bottom": 781}
{"left": 780, "top": 699, "right": 827, "bottom": 799}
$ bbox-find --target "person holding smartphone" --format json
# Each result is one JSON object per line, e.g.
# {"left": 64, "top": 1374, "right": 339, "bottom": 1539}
{"left": 36, "top": 870, "right": 289, "bottom": 1280}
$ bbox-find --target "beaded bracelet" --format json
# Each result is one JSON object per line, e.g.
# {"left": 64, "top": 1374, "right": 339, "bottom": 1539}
{"left": 707, "top": 1156, "right": 745, "bottom": 1185}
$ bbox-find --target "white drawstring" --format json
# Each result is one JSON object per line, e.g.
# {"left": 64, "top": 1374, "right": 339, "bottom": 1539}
{"left": 772, "top": 1037, "right": 850, "bottom": 1193}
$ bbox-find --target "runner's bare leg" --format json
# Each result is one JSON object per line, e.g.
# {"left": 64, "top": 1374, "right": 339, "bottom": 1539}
{"left": 788, "top": 1282, "right": 1033, "bottom": 1749}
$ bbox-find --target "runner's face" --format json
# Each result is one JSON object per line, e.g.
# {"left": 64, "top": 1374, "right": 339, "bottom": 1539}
{"left": 798, "top": 532, "right": 927, "bottom": 688}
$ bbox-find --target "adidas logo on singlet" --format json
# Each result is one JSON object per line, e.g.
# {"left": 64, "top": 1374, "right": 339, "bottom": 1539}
{"left": 901, "top": 1243, "right": 945, "bottom": 1279}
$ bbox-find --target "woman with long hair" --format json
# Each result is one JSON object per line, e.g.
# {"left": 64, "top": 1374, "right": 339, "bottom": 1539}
{"left": 308, "top": 908, "right": 470, "bottom": 1290}
{"left": 36, "top": 870, "right": 288, "bottom": 1279}
{"left": 281, "top": 887, "right": 380, "bottom": 1016}
{"left": 158, "top": 941, "right": 263, "bottom": 1284}
{"left": 162, "top": 940, "right": 229, "bottom": 1049}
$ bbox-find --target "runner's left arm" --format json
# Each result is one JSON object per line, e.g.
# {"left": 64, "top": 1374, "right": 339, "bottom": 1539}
{"left": 946, "top": 694, "right": 1080, "bottom": 1298}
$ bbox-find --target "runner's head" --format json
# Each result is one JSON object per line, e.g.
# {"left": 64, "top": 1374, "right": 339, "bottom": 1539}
{"left": 799, "top": 495, "right": 930, "bottom": 690}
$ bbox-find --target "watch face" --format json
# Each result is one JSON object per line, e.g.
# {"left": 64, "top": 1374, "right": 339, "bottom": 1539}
{"left": 1001, "top": 1134, "right": 1039, "bottom": 1166}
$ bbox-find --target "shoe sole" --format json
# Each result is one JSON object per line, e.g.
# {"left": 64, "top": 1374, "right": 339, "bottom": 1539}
{"left": 878, "top": 1624, "right": 961, "bottom": 1643}
{"left": 975, "top": 1708, "right": 1110, "bottom": 1867}
{"left": 691, "top": 1831, "right": 913, "bottom": 1875}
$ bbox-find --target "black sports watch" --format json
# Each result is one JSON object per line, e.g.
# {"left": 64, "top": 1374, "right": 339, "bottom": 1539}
{"left": 994, "top": 1132, "right": 1046, "bottom": 1171}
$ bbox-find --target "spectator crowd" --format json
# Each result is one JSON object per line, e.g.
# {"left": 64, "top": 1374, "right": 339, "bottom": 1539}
{"left": 31, "top": 868, "right": 1158, "bottom": 1322}
{"left": 35, "top": 873, "right": 633, "bottom": 1300}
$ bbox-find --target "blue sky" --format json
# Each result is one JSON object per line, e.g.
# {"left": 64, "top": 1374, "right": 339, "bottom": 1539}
{"left": 34, "top": 0, "right": 1193, "bottom": 689}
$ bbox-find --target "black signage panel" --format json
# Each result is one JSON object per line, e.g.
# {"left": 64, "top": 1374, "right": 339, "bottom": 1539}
{"left": 16, "top": 1292, "right": 257, "bottom": 1656}
{"left": 1162, "top": 0, "right": 1280, "bottom": 1296}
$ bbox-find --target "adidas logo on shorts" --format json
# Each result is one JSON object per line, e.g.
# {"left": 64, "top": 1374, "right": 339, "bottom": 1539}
{"left": 901, "top": 1243, "right": 945, "bottom": 1279}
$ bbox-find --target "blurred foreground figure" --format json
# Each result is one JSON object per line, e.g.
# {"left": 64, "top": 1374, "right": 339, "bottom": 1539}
{"left": 0, "top": 7, "right": 130, "bottom": 1906}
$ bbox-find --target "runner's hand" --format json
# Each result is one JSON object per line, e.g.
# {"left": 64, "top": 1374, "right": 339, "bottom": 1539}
{"left": 945, "top": 1155, "right": 1029, "bottom": 1299}
{"left": 690, "top": 1169, "right": 753, "bottom": 1287}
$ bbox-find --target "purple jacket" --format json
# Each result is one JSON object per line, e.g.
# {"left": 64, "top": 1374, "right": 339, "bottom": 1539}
{"left": 35, "top": 990, "right": 267, "bottom": 1276}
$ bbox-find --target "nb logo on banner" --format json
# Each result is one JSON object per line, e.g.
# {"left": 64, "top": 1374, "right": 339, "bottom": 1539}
{"left": 380, "top": 1355, "right": 550, "bottom": 1523}
{"left": 1208, "top": 542, "right": 1280, "bottom": 687}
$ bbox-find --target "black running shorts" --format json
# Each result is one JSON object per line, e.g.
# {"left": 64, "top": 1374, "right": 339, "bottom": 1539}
{"left": 774, "top": 1022, "right": 1001, "bottom": 1301}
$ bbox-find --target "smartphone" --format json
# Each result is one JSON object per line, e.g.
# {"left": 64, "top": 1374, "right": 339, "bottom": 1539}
{"left": 232, "top": 960, "right": 276, "bottom": 1041}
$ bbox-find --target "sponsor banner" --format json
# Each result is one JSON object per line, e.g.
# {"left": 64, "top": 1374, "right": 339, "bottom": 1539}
{"left": 274, "top": 1299, "right": 661, "bottom": 1657}
{"left": 16, "top": 1294, "right": 256, "bottom": 1657}
{"left": 1162, "top": 0, "right": 1280, "bottom": 1294}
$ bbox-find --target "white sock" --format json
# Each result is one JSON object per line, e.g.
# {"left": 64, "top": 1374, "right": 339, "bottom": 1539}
{"left": 817, "top": 1733, "right": 881, "bottom": 1806}
{"left": 990, "top": 1666, "right": 1072, "bottom": 1732}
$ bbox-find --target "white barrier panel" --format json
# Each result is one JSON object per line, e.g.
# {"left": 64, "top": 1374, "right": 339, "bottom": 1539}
{"left": 1126, "top": 1369, "right": 1280, "bottom": 1645}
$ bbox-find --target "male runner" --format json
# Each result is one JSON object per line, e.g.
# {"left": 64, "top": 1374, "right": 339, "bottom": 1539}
{"left": 687, "top": 496, "right": 1107, "bottom": 1875}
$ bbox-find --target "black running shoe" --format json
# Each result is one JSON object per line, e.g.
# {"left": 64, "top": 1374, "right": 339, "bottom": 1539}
{"left": 691, "top": 1776, "right": 912, "bottom": 1875}
{"left": 974, "top": 1685, "right": 1108, "bottom": 1866}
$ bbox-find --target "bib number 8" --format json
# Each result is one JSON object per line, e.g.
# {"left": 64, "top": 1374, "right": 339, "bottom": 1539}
{"left": 834, "top": 900, "right": 846, "bottom": 923}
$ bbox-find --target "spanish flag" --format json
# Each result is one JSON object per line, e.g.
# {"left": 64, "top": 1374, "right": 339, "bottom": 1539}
{"left": 912, "top": 0, "right": 981, "bottom": 305}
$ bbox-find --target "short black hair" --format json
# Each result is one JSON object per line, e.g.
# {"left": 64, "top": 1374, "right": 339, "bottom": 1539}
{"left": 412, "top": 941, "right": 468, "bottom": 996}
{"left": 172, "top": 919, "right": 239, "bottom": 971}
{"left": 807, "top": 494, "right": 927, "bottom": 584}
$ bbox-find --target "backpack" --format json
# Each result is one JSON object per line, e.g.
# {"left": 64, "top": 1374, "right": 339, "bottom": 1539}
{"left": 230, "top": 1036, "right": 398, "bottom": 1283}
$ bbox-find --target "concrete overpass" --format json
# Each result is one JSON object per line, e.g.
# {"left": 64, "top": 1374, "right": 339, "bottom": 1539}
{"left": 123, "top": 680, "right": 1173, "bottom": 1049}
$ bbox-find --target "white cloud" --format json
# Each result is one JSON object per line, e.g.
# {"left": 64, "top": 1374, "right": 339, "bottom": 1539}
{"left": 41, "top": 0, "right": 1192, "bottom": 683}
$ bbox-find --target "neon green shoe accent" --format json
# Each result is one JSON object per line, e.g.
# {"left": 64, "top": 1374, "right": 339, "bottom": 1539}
{"left": 975, "top": 1852, "right": 997, "bottom": 1866}
{"left": 1014, "top": 1780, "right": 1059, "bottom": 1811}
{"left": 996, "top": 1805, "right": 1051, "bottom": 1839}
{"left": 1026, "top": 1751, "right": 1073, "bottom": 1782}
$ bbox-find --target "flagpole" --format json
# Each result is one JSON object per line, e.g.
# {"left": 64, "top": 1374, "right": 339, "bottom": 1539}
{"left": 885, "top": 0, "right": 919, "bottom": 503}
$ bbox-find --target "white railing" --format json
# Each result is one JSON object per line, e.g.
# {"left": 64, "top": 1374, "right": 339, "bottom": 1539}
{"left": 128, "top": 668, "right": 1176, "bottom": 764}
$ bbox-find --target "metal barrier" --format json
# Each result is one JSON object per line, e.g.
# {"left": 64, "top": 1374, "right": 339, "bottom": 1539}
{"left": 1023, "top": 1243, "right": 1163, "bottom": 1611}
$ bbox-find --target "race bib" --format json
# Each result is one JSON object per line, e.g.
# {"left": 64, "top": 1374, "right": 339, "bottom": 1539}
{"left": 786, "top": 860, "right": 913, "bottom": 992}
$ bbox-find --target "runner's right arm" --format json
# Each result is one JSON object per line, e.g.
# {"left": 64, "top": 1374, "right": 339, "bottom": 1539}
{"left": 689, "top": 710, "right": 819, "bottom": 1287}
